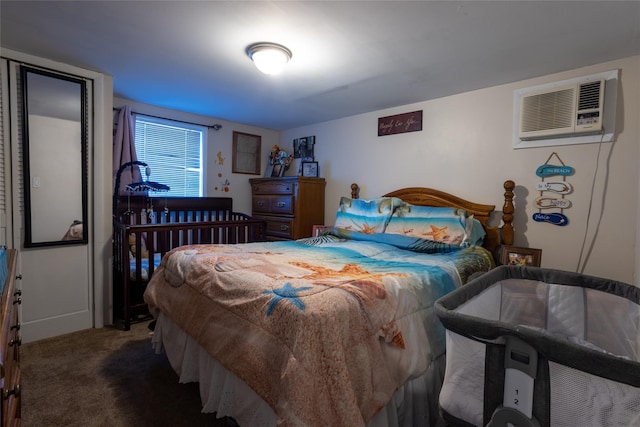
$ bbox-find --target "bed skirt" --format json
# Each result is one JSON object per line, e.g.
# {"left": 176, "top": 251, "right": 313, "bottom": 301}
{"left": 152, "top": 312, "right": 446, "bottom": 427}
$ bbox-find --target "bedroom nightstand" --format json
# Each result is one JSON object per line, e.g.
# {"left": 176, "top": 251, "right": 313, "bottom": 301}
{"left": 250, "top": 177, "right": 325, "bottom": 240}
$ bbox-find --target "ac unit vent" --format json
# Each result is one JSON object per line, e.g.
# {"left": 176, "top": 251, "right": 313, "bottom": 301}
{"left": 520, "top": 87, "right": 575, "bottom": 133}
{"left": 578, "top": 81, "right": 602, "bottom": 110}
{"left": 518, "top": 79, "right": 604, "bottom": 140}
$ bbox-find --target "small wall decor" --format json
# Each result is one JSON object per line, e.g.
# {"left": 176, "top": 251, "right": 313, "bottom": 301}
{"left": 533, "top": 152, "right": 573, "bottom": 226}
{"left": 301, "top": 161, "right": 319, "bottom": 177}
{"left": 500, "top": 245, "right": 542, "bottom": 267}
{"left": 232, "top": 131, "right": 261, "bottom": 175}
{"left": 378, "top": 110, "right": 422, "bottom": 136}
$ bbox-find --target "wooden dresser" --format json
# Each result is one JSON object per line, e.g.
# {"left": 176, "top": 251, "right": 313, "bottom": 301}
{"left": 0, "top": 249, "right": 21, "bottom": 426}
{"left": 250, "top": 177, "right": 325, "bottom": 240}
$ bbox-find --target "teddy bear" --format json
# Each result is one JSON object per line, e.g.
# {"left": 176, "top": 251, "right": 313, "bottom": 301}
{"left": 128, "top": 233, "right": 149, "bottom": 259}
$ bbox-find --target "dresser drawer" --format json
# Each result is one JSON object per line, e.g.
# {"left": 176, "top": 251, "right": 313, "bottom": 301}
{"left": 259, "top": 216, "right": 294, "bottom": 239}
{"left": 252, "top": 180, "right": 295, "bottom": 195}
{"left": 253, "top": 195, "right": 293, "bottom": 215}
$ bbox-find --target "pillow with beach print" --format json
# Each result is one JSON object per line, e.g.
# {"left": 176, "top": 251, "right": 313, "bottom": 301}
{"left": 334, "top": 197, "right": 402, "bottom": 234}
{"left": 385, "top": 203, "right": 484, "bottom": 246}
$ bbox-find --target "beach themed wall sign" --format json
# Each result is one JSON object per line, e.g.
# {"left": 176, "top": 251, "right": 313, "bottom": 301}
{"left": 533, "top": 152, "right": 573, "bottom": 226}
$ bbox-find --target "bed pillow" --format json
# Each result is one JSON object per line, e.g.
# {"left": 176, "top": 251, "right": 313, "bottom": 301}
{"left": 385, "top": 203, "right": 485, "bottom": 247}
{"left": 334, "top": 197, "right": 401, "bottom": 234}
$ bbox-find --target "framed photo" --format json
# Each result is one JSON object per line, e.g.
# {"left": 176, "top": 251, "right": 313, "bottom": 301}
{"left": 271, "top": 163, "right": 285, "bottom": 177}
{"left": 301, "top": 161, "right": 318, "bottom": 177}
{"left": 294, "top": 136, "right": 315, "bottom": 159}
{"left": 500, "top": 245, "right": 542, "bottom": 267}
{"left": 232, "top": 131, "right": 261, "bottom": 175}
{"left": 312, "top": 225, "right": 329, "bottom": 237}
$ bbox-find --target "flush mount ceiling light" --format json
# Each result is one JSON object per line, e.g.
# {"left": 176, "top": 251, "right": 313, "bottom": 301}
{"left": 246, "top": 42, "right": 292, "bottom": 75}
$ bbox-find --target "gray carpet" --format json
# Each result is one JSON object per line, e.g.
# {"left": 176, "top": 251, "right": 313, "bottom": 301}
{"left": 21, "top": 321, "right": 232, "bottom": 427}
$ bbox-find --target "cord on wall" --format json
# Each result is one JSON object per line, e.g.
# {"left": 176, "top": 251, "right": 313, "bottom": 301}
{"left": 575, "top": 131, "right": 610, "bottom": 274}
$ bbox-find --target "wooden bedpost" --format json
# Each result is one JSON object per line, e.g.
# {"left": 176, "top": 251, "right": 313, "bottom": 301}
{"left": 501, "top": 180, "right": 515, "bottom": 246}
{"left": 351, "top": 183, "right": 360, "bottom": 199}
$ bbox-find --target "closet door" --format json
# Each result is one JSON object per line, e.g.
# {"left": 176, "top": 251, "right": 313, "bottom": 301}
{"left": 5, "top": 59, "right": 93, "bottom": 343}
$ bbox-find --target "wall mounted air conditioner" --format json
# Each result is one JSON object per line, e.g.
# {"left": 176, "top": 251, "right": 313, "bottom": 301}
{"left": 513, "top": 69, "right": 618, "bottom": 149}
{"left": 519, "top": 79, "right": 604, "bottom": 140}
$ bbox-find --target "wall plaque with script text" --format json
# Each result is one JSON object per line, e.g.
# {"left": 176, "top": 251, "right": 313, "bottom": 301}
{"left": 378, "top": 110, "right": 423, "bottom": 136}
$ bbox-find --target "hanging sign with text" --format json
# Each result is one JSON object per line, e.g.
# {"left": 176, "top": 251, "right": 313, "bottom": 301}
{"left": 378, "top": 110, "right": 423, "bottom": 136}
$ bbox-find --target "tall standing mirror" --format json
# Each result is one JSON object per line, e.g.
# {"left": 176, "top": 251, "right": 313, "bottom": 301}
{"left": 21, "top": 66, "right": 88, "bottom": 247}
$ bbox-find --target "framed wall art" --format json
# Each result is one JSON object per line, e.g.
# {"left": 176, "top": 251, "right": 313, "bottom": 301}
{"left": 301, "top": 161, "right": 319, "bottom": 177}
{"left": 293, "top": 136, "right": 315, "bottom": 159}
{"left": 232, "top": 131, "right": 261, "bottom": 175}
{"left": 500, "top": 245, "right": 542, "bottom": 267}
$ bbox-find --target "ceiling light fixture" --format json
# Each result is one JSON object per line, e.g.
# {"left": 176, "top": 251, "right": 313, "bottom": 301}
{"left": 246, "top": 42, "right": 292, "bottom": 75}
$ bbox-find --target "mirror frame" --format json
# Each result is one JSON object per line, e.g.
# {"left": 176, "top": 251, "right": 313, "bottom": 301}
{"left": 21, "top": 66, "right": 88, "bottom": 248}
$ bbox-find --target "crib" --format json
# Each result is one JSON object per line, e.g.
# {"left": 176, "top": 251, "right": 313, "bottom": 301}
{"left": 435, "top": 265, "right": 640, "bottom": 427}
{"left": 113, "top": 195, "right": 266, "bottom": 330}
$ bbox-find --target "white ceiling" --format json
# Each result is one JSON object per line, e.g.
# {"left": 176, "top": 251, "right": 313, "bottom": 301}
{"left": 2, "top": 1, "right": 639, "bottom": 130}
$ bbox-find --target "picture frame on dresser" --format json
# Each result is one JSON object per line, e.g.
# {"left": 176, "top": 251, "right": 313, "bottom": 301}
{"left": 271, "top": 163, "right": 285, "bottom": 177}
{"left": 500, "top": 245, "right": 542, "bottom": 267}
{"left": 312, "top": 225, "right": 329, "bottom": 237}
{"left": 301, "top": 161, "right": 319, "bottom": 177}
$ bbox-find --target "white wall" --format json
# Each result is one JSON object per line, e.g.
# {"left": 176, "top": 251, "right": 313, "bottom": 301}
{"left": 113, "top": 98, "right": 280, "bottom": 215}
{"left": 280, "top": 56, "right": 640, "bottom": 285}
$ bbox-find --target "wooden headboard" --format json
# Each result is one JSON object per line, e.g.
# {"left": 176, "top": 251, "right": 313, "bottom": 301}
{"left": 350, "top": 180, "right": 515, "bottom": 254}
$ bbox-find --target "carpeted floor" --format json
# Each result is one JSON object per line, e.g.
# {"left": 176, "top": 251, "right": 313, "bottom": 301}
{"left": 20, "top": 321, "right": 232, "bottom": 427}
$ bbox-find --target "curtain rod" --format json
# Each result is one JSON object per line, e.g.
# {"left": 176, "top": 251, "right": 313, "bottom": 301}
{"left": 113, "top": 107, "right": 222, "bottom": 130}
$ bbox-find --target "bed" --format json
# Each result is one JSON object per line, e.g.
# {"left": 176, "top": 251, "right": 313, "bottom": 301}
{"left": 113, "top": 195, "right": 266, "bottom": 330}
{"left": 143, "top": 180, "right": 515, "bottom": 426}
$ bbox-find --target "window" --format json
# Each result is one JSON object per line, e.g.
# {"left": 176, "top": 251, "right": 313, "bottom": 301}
{"left": 134, "top": 115, "right": 205, "bottom": 197}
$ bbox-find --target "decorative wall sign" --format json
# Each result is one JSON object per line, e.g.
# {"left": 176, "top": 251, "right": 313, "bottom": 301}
{"left": 535, "top": 197, "right": 572, "bottom": 209}
{"left": 536, "top": 164, "right": 574, "bottom": 177}
{"left": 534, "top": 181, "right": 573, "bottom": 194}
{"left": 532, "top": 212, "right": 568, "bottom": 226}
{"left": 378, "top": 110, "right": 423, "bottom": 136}
{"left": 533, "top": 152, "right": 573, "bottom": 226}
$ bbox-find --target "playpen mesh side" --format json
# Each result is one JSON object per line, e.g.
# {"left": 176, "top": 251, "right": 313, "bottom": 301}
{"left": 440, "top": 332, "right": 486, "bottom": 426}
{"left": 549, "top": 361, "right": 640, "bottom": 427}
{"left": 439, "top": 278, "right": 640, "bottom": 426}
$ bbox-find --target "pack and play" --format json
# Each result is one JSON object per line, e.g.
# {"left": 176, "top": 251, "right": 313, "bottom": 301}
{"left": 435, "top": 266, "right": 640, "bottom": 427}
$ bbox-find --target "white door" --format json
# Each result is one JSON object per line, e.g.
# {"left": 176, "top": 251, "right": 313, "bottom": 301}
{"left": 4, "top": 59, "right": 94, "bottom": 343}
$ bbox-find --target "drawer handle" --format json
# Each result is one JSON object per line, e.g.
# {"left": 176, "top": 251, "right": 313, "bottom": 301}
{"left": 13, "top": 297, "right": 21, "bottom": 305}
{"left": 257, "top": 201, "right": 265, "bottom": 207}
{"left": 14, "top": 289, "right": 21, "bottom": 297}
{"left": 10, "top": 323, "right": 20, "bottom": 331}
{"left": 3, "top": 384, "right": 21, "bottom": 400}
{"left": 279, "top": 225, "right": 289, "bottom": 231}
{"left": 9, "top": 337, "right": 21, "bottom": 347}
{"left": 15, "top": 274, "right": 22, "bottom": 280}
{"left": 276, "top": 202, "right": 286, "bottom": 207}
